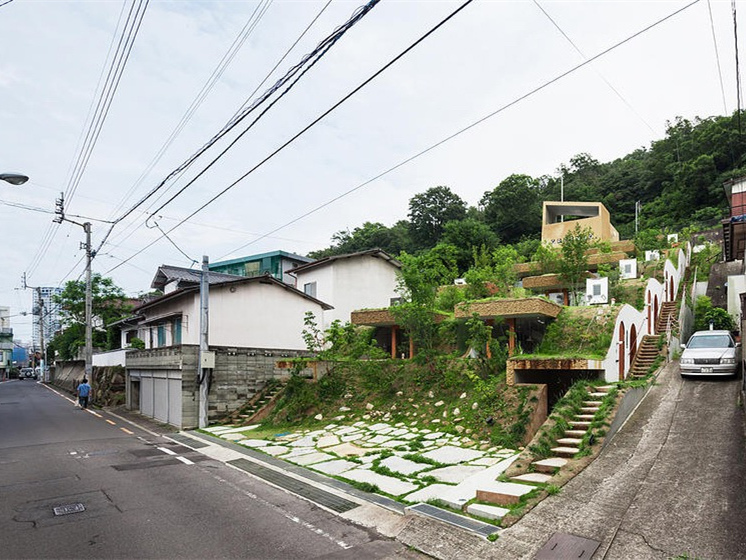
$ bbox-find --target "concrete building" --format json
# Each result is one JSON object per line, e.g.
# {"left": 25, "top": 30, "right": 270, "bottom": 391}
{"left": 541, "top": 201, "right": 619, "bottom": 246}
{"left": 209, "top": 250, "right": 312, "bottom": 285}
{"left": 124, "top": 272, "right": 331, "bottom": 428}
{"left": 32, "top": 286, "right": 62, "bottom": 348}
{"left": 0, "top": 307, "right": 11, "bottom": 379}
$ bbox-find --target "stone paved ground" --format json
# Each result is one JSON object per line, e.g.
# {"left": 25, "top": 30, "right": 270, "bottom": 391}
{"left": 205, "top": 420, "right": 522, "bottom": 523}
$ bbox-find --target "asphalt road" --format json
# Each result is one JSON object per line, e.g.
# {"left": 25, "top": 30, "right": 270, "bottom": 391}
{"left": 0, "top": 380, "right": 415, "bottom": 559}
{"left": 490, "top": 361, "right": 746, "bottom": 559}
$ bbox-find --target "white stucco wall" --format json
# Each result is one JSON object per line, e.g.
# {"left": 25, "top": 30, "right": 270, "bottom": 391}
{"left": 728, "top": 275, "right": 746, "bottom": 325}
{"left": 207, "top": 282, "right": 326, "bottom": 349}
{"left": 295, "top": 256, "right": 399, "bottom": 329}
{"left": 136, "top": 282, "right": 325, "bottom": 351}
{"left": 644, "top": 278, "right": 665, "bottom": 336}
{"left": 602, "top": 304, "right": 646, "bottom": 383}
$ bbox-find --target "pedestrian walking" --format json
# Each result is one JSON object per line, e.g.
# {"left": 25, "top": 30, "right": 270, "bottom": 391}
{"left": 77, "top": 378, "right": 91, "bottom": 409}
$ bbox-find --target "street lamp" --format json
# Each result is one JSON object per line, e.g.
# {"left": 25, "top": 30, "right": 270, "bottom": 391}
{"left": 0, "top": 173, "right": 29, "bottom": 186}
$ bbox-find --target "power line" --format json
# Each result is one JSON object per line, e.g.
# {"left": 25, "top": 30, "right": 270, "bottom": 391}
{"left": 733, "top": 0, "right": 742, "bottom": 135}
{"left": 707, "top": 0, "right": 728, "bottom": 113}
{"left": 221, "top": 0, "right": 703, "bottom": 259}
{"left": 25, "top": 0, "right": 148, "bottom": 281}
{"left": 106, "top": 0, "right": 274, "bottom": 222}
{"left": 533, "top": 0, "right": 657, "bottom": 135}
{"left": 102, "top": 0, "right": 374, "bottom": 245}
{"left": 103, "top": 0, "right": 475, "bottom": 274}
{"left": 106, "top": 0, "right": 699, "bottom": 273}
{"left": 99, "top": 0, "right": 329, "bottom": 256}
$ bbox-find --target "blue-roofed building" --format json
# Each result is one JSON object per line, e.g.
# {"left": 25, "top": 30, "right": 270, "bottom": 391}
{"left": 209, "top": 250, "right": 312, "bottom": 285}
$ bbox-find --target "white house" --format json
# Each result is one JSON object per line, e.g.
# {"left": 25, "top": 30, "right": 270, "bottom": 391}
{"left": 124, "top": 271, "right": 332, "bottom": 428}
{"left": 289, "top": 249, "right": 401, "bottom": 330}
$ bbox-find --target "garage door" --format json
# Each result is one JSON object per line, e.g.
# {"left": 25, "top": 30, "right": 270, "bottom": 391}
{"left": 130, "top": 370, "right": 182, "bottom": 428}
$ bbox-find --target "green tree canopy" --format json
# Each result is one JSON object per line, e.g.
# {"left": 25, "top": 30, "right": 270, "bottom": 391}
{"left": 408, "top": 186, "right": 467, "bottom": 249}
{"left": 480, "top": 174, "right": 542, "bottom": 244}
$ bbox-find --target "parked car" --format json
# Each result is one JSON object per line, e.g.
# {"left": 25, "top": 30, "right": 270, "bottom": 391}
{"left": 680, "top": 330, "right": 741, "bottom": 377}
{"left": 19, "top": 367, "right": 37, "bottom": 380}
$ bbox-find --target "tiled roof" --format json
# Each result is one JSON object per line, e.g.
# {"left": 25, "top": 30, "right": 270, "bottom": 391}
{"left": 291, "top": 249, "right": 400, "bottom": 275}
{"left": 151, "top": 264, "right": 245, "bottom": 290}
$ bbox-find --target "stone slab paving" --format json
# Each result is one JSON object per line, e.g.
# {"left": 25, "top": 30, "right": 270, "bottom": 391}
{"left": 239, "top": 439, "right": 277, "bottom": 448}
{"left": 325, "top": 442, "right": 371, "bottom": 457}
{"left": 402, "top": 484, "right": 456, "bottom": 503}
{"left": 312, "top": 459, "right": 359, "bottom": 476}
{"left": 420, "top": 445, "right": 485, "bottom": 465}
{"left": 466, "top": 503, "right": 510, "bottom": 521}
{"left": 420, "top": 465, "right": 485, "bottom": 484}
{"left": 290, "top": 436, "right": 317, "bottom": 447}
{"left": 292, "top": 452, "right": 336, "bottom": 466}
{"left": 380, "top": 456, "right": 430, "bottom": 476}
{"left": 281, "top": 447, "right": 317, "bottom": 458}
{"left": 257, "top": 446, "right": 290, "bottom": 457}
{"left": 343, "top": 468, "right": 419, "bottom": 497}
{"left": 368, "top": 434, "right": 393, "bottom": 444}
{"left": 511, "top": 472, "right": 553, "bottom": 484}
{"left": 380, "top": 439, "right": 410, "bottom": 449}
{"left": 316, "top": 435, "right": 340, "bottom": 448}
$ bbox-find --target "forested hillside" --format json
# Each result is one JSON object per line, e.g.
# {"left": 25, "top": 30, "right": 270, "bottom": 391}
{"left": 309, "top": 111, "right": 746, "bottom": 270}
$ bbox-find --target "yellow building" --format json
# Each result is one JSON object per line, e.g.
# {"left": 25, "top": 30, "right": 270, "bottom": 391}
{"left": 541, "top": 201, "right": 619, "bottom": 246}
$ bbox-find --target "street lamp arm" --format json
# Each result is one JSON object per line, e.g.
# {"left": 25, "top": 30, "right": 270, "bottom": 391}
{"left": 0, "top": 173, "right": 29, "bottom": 185}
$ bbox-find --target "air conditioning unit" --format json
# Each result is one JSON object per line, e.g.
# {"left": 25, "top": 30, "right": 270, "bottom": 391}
{"left": 585, "top": 277, "right": 608, "bottom": 305}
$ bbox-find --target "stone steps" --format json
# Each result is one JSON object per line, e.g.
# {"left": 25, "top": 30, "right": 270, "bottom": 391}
{"left": 551, "top": 446, "right": 580, "bottom": 457}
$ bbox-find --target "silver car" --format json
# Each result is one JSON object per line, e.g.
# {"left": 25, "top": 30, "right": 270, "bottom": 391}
{"left": 680, "top": 330, "right": 741, "bottom": 377}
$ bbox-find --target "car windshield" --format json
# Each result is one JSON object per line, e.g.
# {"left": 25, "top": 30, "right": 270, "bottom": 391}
{"left": 687, "top": 334, "right": 733, "bottom": 349}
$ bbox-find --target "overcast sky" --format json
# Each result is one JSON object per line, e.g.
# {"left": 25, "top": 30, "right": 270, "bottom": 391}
{"left": 1, "top": 0, "right": 741, "bottom": 342}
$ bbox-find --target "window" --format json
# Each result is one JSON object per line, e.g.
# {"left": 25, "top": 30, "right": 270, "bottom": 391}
{"left": 592, "top": 284, "right": 601, "bottom": 296}
{"left": 245, "top": 261, "right": 261, "bottom": 277}
{"left": 624, "top": 264, "right": 632, "bottom": 274}
{"left": 157, "top": 324, "right": 166, "bottom": 347}
{"left": 173, "top": 317, "right": 182, "bottom": 345}
{"left": 304, "top": 282, "right": 317, "bottom": 298}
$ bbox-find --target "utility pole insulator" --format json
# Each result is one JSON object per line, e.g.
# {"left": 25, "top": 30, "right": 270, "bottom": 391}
{"left": 53, "top": 193, "right": 65, "bottom": 224}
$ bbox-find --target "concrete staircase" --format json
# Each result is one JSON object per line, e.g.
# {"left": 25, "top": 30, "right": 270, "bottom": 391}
{"left": 225, "top": 381, "right": 286, "bottom": 426}
{"left": 528, "top": 385, "right": 614, "bottom": 476}
{"left": 655, "top": 301, "right": 679, "bottom": 334}
{"left": 628, "top": 335, "right": 664, "bottom": 378}
{"left": 479, "top": 385, "right": 616, "bottom": 508}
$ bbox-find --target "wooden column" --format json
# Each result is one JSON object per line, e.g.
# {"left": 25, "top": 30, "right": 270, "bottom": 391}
{"left": 390, "top": 326, "right": 398, "bottom": 359}
{"left": 409, "top": 338, "right": 415, "bottom": 359}
{"left": 485, "top": 318, "right": 494, "bottom": 358}
{"left": 507, "top": 318, "right": 516, "bottom": 356}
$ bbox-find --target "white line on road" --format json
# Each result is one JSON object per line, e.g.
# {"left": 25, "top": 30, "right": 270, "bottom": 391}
{"left": 176, "top": 456, "right": 194, "bottom": 465}
{"left": 158, "top": 447, "right": 177, "bottom": 456}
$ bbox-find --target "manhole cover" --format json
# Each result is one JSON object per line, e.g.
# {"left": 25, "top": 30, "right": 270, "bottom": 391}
{"left": 535, "top": 533, "right": 600, "bottom": 559}
{"left": 53, "top": 503, "right": 86, "bottom": 516}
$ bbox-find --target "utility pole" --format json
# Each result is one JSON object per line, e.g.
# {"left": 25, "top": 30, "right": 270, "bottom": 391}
{"left": 198, "top": 255, "right": 212, "bottom": 429}
{"left": 54, "top": 193, "right": 95, "bottom": 379}
{"left": 635, "top": 201, "right": 641, "bottom": 234}
{"left": 36, "top": 287, "right": 46, "bottom": 382}
{"left": 83, "top": 222, "right": 93, "bottom": 379}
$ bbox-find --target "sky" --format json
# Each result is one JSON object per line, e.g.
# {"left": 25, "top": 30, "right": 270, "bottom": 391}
{"left": 0, "top": 0, "right": 741, "bottom": 343}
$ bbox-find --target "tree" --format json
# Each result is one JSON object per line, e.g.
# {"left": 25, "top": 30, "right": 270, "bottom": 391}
{"left": 558, "top": 224, "right": 592, "bottom": 305}
{"left": 408, "top": 186, "right": 467, "bottom": 249}
{"left": 440, "top": 218, "right": 499, "bottom": 273}
{"left": 480, "top": 174, "right": 542, "bottom": 244}
{"left": 50, "top": 274, "right": 132, "bottom": 359}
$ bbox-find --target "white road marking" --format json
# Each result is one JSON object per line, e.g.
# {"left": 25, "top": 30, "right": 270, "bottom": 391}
{"left": 176, "top": 456, "right": 194, "bottom": 465}
{"left": 158, "top": 446, "right": 177, "bottom": 456}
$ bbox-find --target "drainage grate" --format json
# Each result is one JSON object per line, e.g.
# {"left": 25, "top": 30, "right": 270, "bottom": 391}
{"left": 168, "top": 433, "right": 209, "bottom": 449}
{"left": 535, "top": 533, "right": 600, "bottom": 559}
{"left": 407, "top": 503, "right": 499, "bottom": 538}
{"left": 112, "top": 458, "right": 182, "bottom": 471}
{"left": 228, "top": 458, "right": 359, "bottom": 514}
{"left": 53, "top": 503, "right": 85, "bottom": 516}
